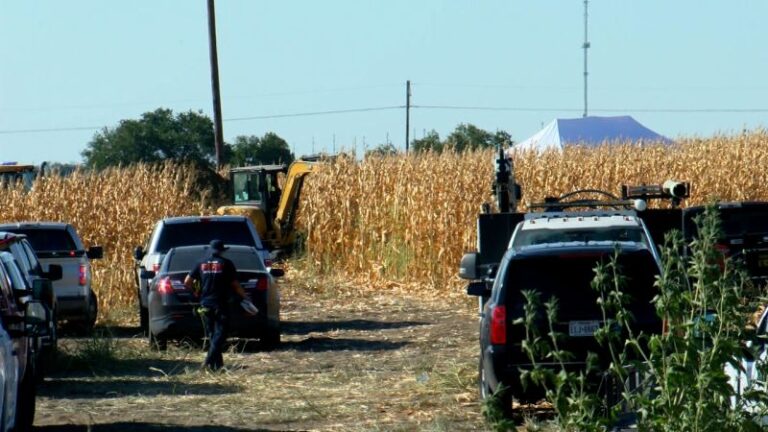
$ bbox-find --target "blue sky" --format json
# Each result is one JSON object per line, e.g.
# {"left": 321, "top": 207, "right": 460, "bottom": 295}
{"left": 1, "top": 1, "right": 766, "bottom": 164}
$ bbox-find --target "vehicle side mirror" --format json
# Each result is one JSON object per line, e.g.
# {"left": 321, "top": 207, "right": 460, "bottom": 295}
{"left": 45, "top": 264, "right": 63, "bottom": 281}
{"left": 269, "top": 268, "right": 285, "bottom": 278}
{"left": 134, "top": 246, "right": 145, "bottom": 261}
{"left": 25, "top": 301, "right": 48, "bottom": 327}
{"left": 87, "top": 246, "right": 104, "bottom": 260}
{"left": 459, "top": 253, "right": 479, "bottom": 280}
{"left": 140, "top": 269, "right": 156, "bottom": 279}
{"left": 32, "top": 279, "right": 54, "bottom": 302}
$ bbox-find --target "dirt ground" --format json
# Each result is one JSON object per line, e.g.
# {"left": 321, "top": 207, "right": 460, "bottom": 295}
{"left": 33, "top": 283, "right": 487, "bottom": 431}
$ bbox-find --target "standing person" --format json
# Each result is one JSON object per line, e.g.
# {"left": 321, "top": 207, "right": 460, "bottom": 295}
{"left": 184, "top": 239, "right": 257, "bottom": 371}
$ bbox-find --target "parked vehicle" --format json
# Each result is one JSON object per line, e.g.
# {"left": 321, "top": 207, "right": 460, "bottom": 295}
{"left": 463, "top": 222, "right": 662, "bottom": 412}
{"left": 0, "top": 222, "right": 102, "bottom": 332}
{"left": 683, "top": 202, "right": 768, "bottom": 285}
{"left": 141, "top": 245, "right": 283, "bottom": 350}
{"left": 0, "top": 232, "right": 61, "bottom": 373}
{"left": 0, "top": 321, "right": 17, "bottom": 432}
{"left": 727, "top": 306, "right": 768, "bottom": 425}
{"left": 0, "top": 251, "right": 50, "bottom": 430}
{"left": 459, "top": 146, "right": 679, "bottom": 417}
{"left": 133, "top": 215, "right": 268, "bottom": 334}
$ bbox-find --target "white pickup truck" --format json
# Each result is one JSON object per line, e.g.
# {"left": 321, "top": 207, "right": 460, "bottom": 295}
{"left": 0, "top": 222, "right": 103, "bottom": 332}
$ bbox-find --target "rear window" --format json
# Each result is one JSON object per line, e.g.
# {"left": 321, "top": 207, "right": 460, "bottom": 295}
{"left": 156, "top": 221, "right": 257, "bottom": 254}
{"left": 9, "top": 229, "right": 77, "bottom": 252}
{"left": 505, "top": 250, "right": 659, "bottom": 323}
{"left": 166, "top": 249, "right": 266, "bottom": 273}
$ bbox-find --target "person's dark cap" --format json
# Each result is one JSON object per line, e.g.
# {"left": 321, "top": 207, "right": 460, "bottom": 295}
{"left": 209, "top": 239, "right": 228, "bottom": 252}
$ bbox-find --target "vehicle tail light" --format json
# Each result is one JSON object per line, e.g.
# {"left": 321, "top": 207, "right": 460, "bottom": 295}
{"left": 256, "top": 276, "right": 268, "bottom": 291}
{"left": 489, "top": 305, "right": 507, "bottom": 345}
{"left": 78, "top": 264, "right": 87, "bottom": 286}
{"left": 152, "top": 262, "right": 161, "bottom": 272}
{"left": 157, "top": 277, "right": 172, "bottom": 294}
{"left": 715, "top": 243, "right": 730, "bottom": 256}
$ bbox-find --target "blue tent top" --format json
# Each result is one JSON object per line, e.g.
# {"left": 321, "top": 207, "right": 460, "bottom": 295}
{"left": 515, "top": 116, "right": 673, "bottom": 152}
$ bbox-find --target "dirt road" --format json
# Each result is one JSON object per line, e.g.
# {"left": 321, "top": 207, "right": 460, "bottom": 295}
{"left": 34, "top": 286, "right": 485, "bottom": 431}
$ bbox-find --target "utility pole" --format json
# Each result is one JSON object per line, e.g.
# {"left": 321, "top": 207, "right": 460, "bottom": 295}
{"left": 207, "top": 0, "right": 225, "bottom": 166}
{"left": 582, "top": 0, "right": 590, "bottom": 118}
{"left": 405, "top": 80, "right": 411, "bottom": 153}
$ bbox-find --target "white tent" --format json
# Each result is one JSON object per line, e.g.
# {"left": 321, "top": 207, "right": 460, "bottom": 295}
{"left": 513, "top": 115, "right": 672, "bottom": 152}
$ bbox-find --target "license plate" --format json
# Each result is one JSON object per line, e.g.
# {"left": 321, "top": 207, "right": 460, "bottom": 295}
{"left": 569, "top": 320, "right": 600, "bottom": 337}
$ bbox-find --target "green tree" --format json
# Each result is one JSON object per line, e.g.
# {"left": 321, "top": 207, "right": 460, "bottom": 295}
{"left": 229, "top": 132, "right": 294, "bottom": 166}
{"left": 411, "top": 125, "right": 513, "bottom": 153}
{"left": 365, "top": 143, "right": 399, "bottom": 158}
{"left": 411, "top": 130, "right": 442, "bottom": 153}
{"left": 444, "top": 124, "right": 513, "bottom": 152}
{"left": 82, "top": 108, "right": 216, "bottom": 169}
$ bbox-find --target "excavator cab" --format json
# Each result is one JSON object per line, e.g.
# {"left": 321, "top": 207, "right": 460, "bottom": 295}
{"left": 218, "top": 159, "right": 318, "bottom": 253}
{"left": 0, "top": 162, "right": 43, "bottom": 191}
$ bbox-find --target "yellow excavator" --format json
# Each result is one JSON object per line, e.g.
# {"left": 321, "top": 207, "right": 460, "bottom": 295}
{"left": 216, "top": 158, "right": 318, "bottom": 253}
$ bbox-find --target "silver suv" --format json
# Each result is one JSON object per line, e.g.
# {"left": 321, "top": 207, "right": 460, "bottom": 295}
{"left": 0, "top": 222, "right": 103, "bottom": 332}
{"left": 134, "top": 215, "right": 267, "bottom": 333}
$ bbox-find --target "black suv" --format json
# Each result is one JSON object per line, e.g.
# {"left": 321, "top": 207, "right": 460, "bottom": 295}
{"left": 0, "top": 232, "right": 61, "bottom": 371}
{"left": 0, "top": 246, "right": 52, "bottom": 429}
{"left": 469, "top": 243, "right": 661, "bottom": 410}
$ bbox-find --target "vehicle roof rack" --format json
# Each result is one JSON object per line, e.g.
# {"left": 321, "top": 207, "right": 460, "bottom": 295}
{"left": 529, "top": 180, "right": 690, "bottom": 212}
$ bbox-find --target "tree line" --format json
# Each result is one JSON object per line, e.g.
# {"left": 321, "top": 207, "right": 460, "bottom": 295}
{"left": 82, "top": 108, "right": 513, "bottom": 169}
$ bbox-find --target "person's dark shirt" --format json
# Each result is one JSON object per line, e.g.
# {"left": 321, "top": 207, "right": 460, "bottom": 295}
{"left": 189, "top": 252, "right": 238, "bottom": 309}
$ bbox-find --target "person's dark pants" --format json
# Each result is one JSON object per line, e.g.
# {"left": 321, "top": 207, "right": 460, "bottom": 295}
{"left": 202, "top": 306, "right": 229, "bottom": 370}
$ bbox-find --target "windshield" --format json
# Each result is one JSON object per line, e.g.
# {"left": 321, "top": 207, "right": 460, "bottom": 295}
{"left": 166, "top": 249, "right": 266, "bottom": 273}
{"left": 512, "top": 226, "right": 648, "bottom": 249}
{"left": 155, "top": 221, "right": 257, "bottom": 253}
{"left": 233, "top": 172, "right": 263, "bottom": 204}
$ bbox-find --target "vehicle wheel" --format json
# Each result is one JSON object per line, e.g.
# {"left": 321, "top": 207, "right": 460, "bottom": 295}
{"left": 260, "top": 326, "right": 280, "bottom": 350}
{"left": 13, "top": 359, "right": 36, "bottom": 431}
{"left": 37, "top": 309, "right": 58, "bottom": 382}
{"left": 478, "top": 355, "right": 513, "bottom": 420}
{"left": 85, "top": 290, "right": 98, "bottom": 331}
{"left": 148, "top": 331, "right": 167, "bottom": 351}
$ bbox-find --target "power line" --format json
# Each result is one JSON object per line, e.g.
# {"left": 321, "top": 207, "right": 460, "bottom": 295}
{"left": 0, "top": 125, "right": 103, "bottom": 135}
{"left": 225, "top": 105, "right": 404, "bottom": 121}
{"left": 413, "top": 105, "right": 768, "bottom": 113}
{"left": 2, "top": 104, "right": 768, "bottom": 136}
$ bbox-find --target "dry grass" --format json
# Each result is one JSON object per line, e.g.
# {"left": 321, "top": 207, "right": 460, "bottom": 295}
{"left": 298, "top": 130, "right": 768, "bottom": 296}
{"left": 0, "top": 162, "right": 212, "bottom": 318}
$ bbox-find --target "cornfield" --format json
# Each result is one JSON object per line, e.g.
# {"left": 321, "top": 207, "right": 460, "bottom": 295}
{"left": 0, "top": 163, "right": 211, "bottom": 320}
{"left": 3, "top": 131, "right": 768, "bottom": 317}
{"left": 298, "top": 130, "right": 768, "bottom": 298}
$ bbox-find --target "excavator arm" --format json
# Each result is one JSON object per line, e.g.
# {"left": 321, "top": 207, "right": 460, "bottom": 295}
{"left": 273, "top": 160, "right": 316, "bottom": 248}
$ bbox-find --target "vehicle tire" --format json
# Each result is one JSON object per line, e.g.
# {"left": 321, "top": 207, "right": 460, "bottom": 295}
{"left": 478, "top": 355, "right": 513, "bottom": 420}
{"left": 37, "top": 309, "right": 58, "bottom": 382}
{"left": 139, "top": 304, "right": 149, "bottom": 336}
{"left": 148, "top": 331, "right": 167, "bottom": 351}
{"left": 85, "top": 290, "right": 98, "bottom": 332}
{"left": 260, "top": 326, "right": 280, "bottom": 350}
{"left": 13, "top": 359, "right": 36, "bottom": 431}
